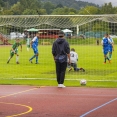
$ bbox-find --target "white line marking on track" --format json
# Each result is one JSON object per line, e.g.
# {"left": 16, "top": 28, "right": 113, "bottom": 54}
{"left": 80, "top": 98, "right": 117, "bottom": 117}
{"left": 1, "top": 78, "right": 117, "bottom": 82}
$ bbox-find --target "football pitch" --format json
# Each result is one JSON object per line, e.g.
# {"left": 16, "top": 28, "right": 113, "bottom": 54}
{"left": 0, "top": 44, "right": 117, "bottom": 87}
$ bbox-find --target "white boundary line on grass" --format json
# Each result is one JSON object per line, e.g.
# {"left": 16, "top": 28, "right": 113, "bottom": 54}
{"left": 80, "top": 98, "right": 117, "bottom": 117}
{"left": 1, "top": 78, "right": 117, "bottom": 82}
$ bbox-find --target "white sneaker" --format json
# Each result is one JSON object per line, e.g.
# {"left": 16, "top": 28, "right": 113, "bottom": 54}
{"left": 58, "top": 84, "right": 60, "bottom": 87}
{"left": 58, "top": 84, "right": 66, "bottom": 88}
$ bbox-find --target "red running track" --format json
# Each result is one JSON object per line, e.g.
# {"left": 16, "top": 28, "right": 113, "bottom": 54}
{"left": 0, "top": 85, "right": 117, "bottom": 117}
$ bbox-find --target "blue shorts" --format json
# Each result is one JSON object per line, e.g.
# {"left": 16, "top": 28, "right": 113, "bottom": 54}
{"left": 103, "top": 47, "right": 108, "bottom": 55}
{"left": 32, "top": 47, "right": 38, "bottom": 54}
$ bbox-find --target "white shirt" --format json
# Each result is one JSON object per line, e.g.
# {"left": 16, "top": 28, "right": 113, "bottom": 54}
{"left": 32, "top": 36, "right": 37, "bottom": 42}
{"left": 70, "top": 51, "right": 78, "bottom": 63}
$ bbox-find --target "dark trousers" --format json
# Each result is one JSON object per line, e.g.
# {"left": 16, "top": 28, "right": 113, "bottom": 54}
{"left": 55, "top": 62, "right": 67, "bottom": 84}
{"left": 71, "top": 63, "right": 79, "bottom": 71}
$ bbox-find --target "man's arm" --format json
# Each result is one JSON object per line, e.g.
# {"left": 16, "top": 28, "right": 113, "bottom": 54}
{"left": 101, "top": 40, "right": 103, "bottom": 46}
{"left": 65, "top": 42, "right": 71, "bottom": 64}
{"left": 30, "top": 37, "right": 36, "bottom": 47}
{"left": 30, "top": 41, "right": 33, "bottom": 48}
{"left": 11, "top": 44, "right": 16, "bottom": 53}
{"left": 11, "top": 48, "right": 15, "bottom": 53}
{"left": 67, "top": 53, "right": 71, "bottom": 64}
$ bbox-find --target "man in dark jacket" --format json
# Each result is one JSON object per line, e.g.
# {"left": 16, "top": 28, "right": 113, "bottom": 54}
{"left": 52, "top": 31, "right": 70, "bottom": 88}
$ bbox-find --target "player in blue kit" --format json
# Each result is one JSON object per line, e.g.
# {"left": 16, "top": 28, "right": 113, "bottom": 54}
{"left": 29, "top": 32, "right": 39, "bottom": 64}
{"left": 108, "top": 35, "right": 114, "bottom": 60}
{"left": 101, "top": 34, "right": 113, "bottom": 64}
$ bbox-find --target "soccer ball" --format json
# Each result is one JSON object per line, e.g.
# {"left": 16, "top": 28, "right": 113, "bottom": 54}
{"left": 80, "top": 79, "right": 87, "bottom": 85}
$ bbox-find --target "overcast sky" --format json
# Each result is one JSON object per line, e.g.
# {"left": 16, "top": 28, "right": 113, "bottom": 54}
{"left": 78, "top": 0, "right": 117, "bottom": 6}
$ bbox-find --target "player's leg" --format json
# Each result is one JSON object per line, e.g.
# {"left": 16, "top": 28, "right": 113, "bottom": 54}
{"left": 15, "top": 49, "right": 20, "bottom": 64}
{"left": 55, "top": 62, "right": 60, "bottom": 85}
{"left": 35, "top": 53, "right": 39, "bottom": 64}
{"left": 72, "top": 63, "right": 79, "bottom": 71}
{"left": 108, "top": 48, "right": 112, "bottom": 60}
{"left": 58, "top": 62, "right": 67, "bottom": 87}
{"left": 29, "top": 48, "right": 36, "bottom": 62}
{"left": 29, "top": 47, "right": 39, "bottom": 64}
{"left": 16, "top": 54, "right": 19, "bottom": 64}
{"left": 27, "top": 45, "right": 30, "bottom": 51}
{"left": 79, "top": 68, "right": 85, "bottom": 72}
{"left": 34, "top": 47, "right": 39, "bottom": 64}
{"left": 104, "top": 54, "right": 110, "bottom": 63}
{"left": 7, "top": 50, "right": 14, "bottom": 63}
{"left": 103, "top": 48, "right": 110, "bottom": 63}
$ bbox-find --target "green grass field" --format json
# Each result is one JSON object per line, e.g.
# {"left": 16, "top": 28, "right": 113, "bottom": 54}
{"left": 0, "top": 42, "right": 117, "bottom": 87}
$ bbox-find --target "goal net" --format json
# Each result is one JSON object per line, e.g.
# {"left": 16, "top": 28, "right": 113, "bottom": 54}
{"left": 0, "top": 15, "right": 117, "bottom": 85}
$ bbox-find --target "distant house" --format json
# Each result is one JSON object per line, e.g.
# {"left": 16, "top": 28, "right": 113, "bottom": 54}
{"left": 24, "top": 28, "right": 60, "bottom": 39}
{"left": 38, "top": 29, "right": 60, "bottom": 39}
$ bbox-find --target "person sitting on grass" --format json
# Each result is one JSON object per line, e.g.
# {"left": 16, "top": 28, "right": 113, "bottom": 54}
{"left": 68, "top": 48, "right": 85, "bottom": 72}
{"left": 7, "top": 39, "right": 22, "bottom": 64}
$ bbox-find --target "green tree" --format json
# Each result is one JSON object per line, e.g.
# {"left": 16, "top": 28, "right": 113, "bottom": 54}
{"left": 22, "top": 8, "right": 47, "bottom": 15}
{"left": 0, "top": 0, "right": 4, "bottom": 7}
{"left": 42, "top": 0, "right": 99, "bottom": 10}
{"left": 22, "top": 9, "right": 38, "bottom": 15}
{"left": 78, "top": 6, "right": 99, "bottom": 15}
{"left": 100, "top": 2, "right": 116, "bottom": 14}
{"left": 43, "top": 2, "right": 55, "bottom": 14}
{"left": 10, "top": 2, "right": 21, "bottom": 15}
{"left": 19, "top": 0, "right": 41, "bottom": 11}
{"left": 92, "top": 22, "right": 110, "bottom": 33}
{"left": 56, "top": 3, "right": 63, "bottom": 8}
{"left": 51, "top": 7, "right": 78, "bottom": 15}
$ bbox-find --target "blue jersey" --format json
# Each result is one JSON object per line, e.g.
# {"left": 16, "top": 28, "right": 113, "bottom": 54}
{"left": 101, "top": 37, "right": 112, "bottom": 55}
{"left": 32, "top": 36, "right": 39, "bottom": 48}
{"left": 102, "top": 37, "right": 109, "bottom": 48}
{"left": 31, "top": 36, "right": 39, "bottom": 54}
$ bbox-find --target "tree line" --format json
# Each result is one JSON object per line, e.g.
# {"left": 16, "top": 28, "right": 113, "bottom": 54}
{"left": 0, "top": 0, "right": 117, "bottom": 15}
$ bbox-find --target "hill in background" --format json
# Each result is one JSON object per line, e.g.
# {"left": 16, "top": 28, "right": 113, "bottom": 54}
{"left": 42, "top": 0, "right": 99, "bottom": 10}
{"left": 2, "top": 0, "right": 99, "bottom": 10}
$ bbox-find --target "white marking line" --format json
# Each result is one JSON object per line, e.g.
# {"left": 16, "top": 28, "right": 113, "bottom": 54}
{"left": 1, "top": 78, "right": 117, "bottom": 82}
{"left": 80, "top": 98, "right": 117, "bottom": 117}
